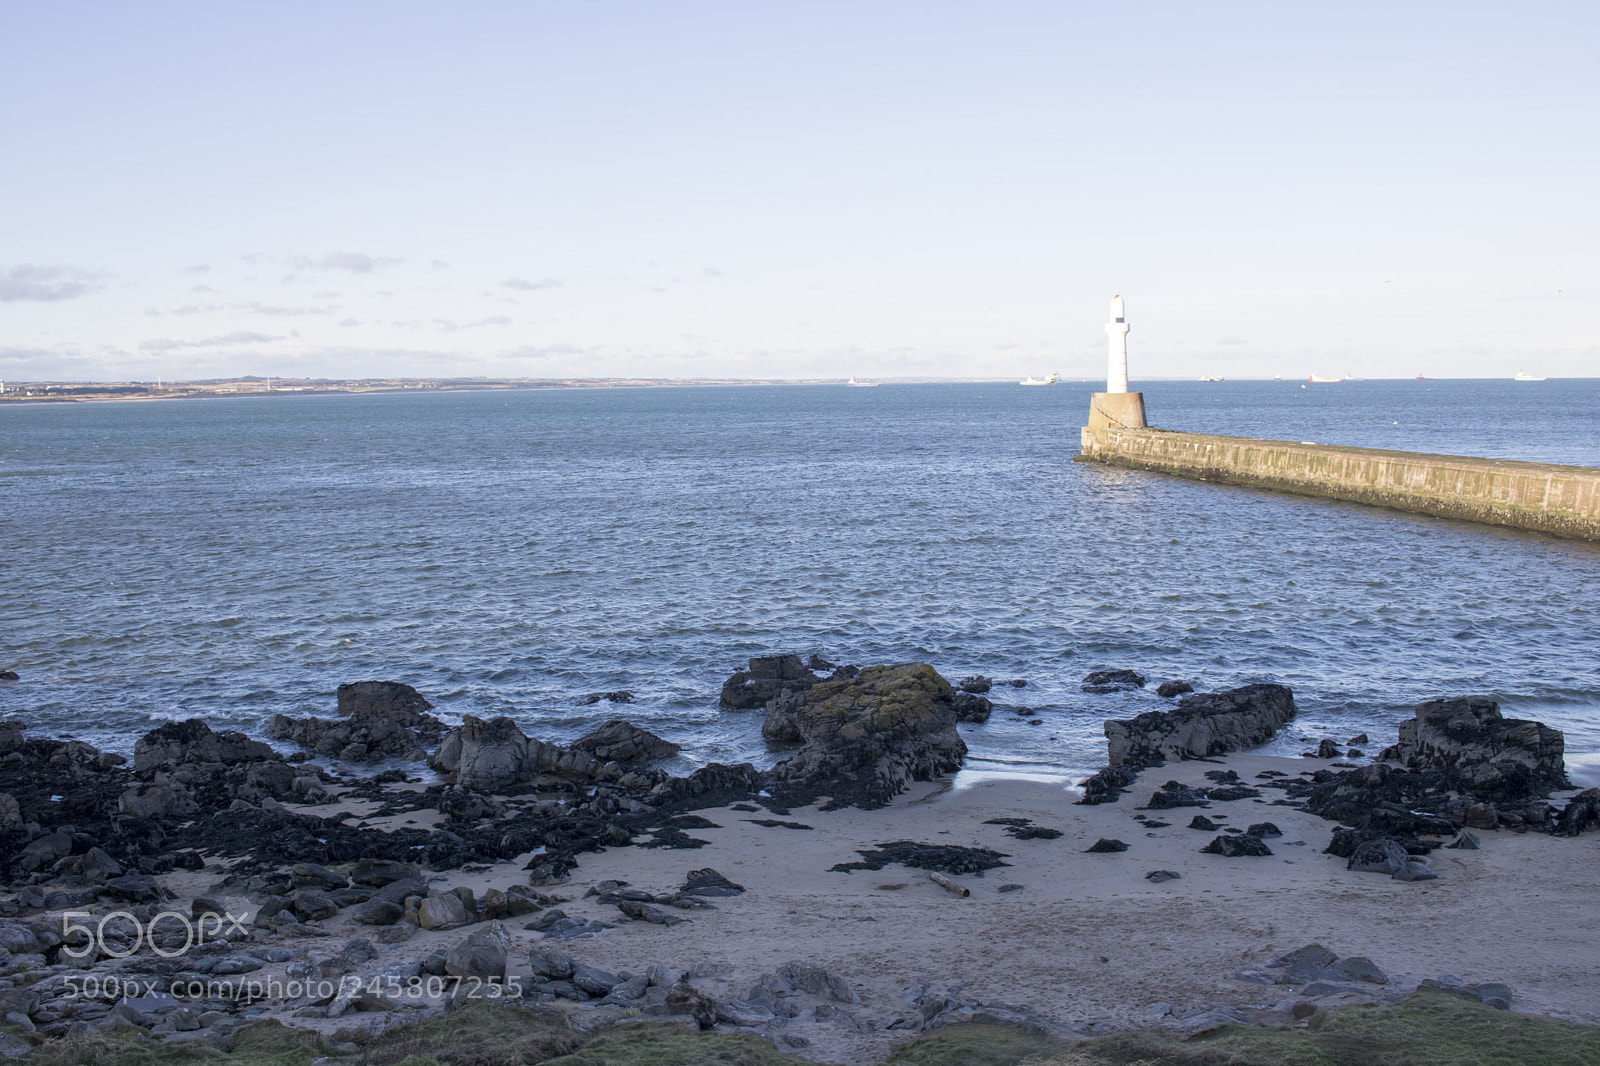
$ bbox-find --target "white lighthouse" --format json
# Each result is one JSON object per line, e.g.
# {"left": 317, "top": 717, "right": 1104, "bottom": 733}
{"left": 1105, "top": 295, "right": 1130, "bottom": 393}
{"left": 1082, "top": 294, "right": 1147, "bottom": 434}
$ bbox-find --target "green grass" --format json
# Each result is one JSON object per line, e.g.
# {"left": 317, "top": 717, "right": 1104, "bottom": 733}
{"left": 879, "top": 1022, "right": 1070, "bottom": 1065}
{"left": 9, "top": 990, "right": 1600, "bottom": 1066}
{"left": 1034, "top": 990, "right": 1600, "bottom": 1066}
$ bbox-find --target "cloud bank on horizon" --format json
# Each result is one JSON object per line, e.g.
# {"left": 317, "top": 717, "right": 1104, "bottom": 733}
{"left": 0, "top": 3, "right": 1595, "bottom": 383}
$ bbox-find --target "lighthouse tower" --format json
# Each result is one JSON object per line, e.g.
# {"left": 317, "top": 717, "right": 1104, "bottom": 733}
{"left": 1105, "top": 295, "right": 1130, "bottom": 393}
{"left": 1084, "top": 294, "right": 1147, "bottom": 432}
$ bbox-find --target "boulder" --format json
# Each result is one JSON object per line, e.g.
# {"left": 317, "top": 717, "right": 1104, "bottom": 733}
{"left": 1146, "top": 781, "right": 1210, "bottom": 809}
{"left": 766, "top": 663, "right": 967, "bottom": 809}
{"left": 570, "top": 720, "right": 680, "bottom": 765}
{"left": 1347, "top": 837, "right": 1410, "bottom": 875}
{"left": 134, "top": 719, "right": 277, "bottom": 771}
{"left": 352, "top": 900, "right": 405, "bottom": 926}
{"left": 417, "top": 893, "right": 471, "bottom": 930}
{"left": 1554, "top": 788, "right": 1600, "bottom": 837}
{"left": 265, "top": 681, "right": 445, "bottom": 762}
{"left": 444, "top": 921, "right": 510, "bottom": 980}
{"left": 1156, "top": 680, "right": 1194, "bottom": 698}
{"left": 1201, "top": 834, "right": 1273, "bottom": 857}
{"left": 950, "top": 692, "right": 992, "bottom": 723}
{"left": 1380, "top": 697, "right": 1570, "bottom": 800}
{"left": 1082, "top": 668, "right": 1146, "bottom": 693}
{"left": 432, "top": 716, "right": 602, "bottom": 791}
{"left": 0, "top": 792, "right": 20, "bottom": 827}
{"left": 1104, "top": 684, "right": 1297, "bottom": 768}
{"left": 719, "top": 654, "right": 820, "bottom": 710}
{"left": 957, "top": 676, "right": 992, "bottom": 694}
{"left": 529, "top": 945, "right": 575, "bottom": 980}
{"left": 352, "top": 859, "right": 422, "bottom": 886}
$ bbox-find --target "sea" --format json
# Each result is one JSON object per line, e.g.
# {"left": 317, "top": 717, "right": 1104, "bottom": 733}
{"left": 3, "top": 379, "right": 1598, "bottom": 790}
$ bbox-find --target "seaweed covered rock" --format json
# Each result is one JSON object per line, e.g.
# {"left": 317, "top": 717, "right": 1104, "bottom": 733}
{"left": 1379, "top": 697, "right": 1569, "bottom": 800}
{"left": 1104, "top": 683, "right": 1297, "bottom": 768}
{"left": 570, "top": 720, "right": 680, "bottom": 766}
{"left": 767, "top": 663, "right": 967, "bottom": 809}
{"left": 265, "top": 680, "right": 447, "bottom": 762}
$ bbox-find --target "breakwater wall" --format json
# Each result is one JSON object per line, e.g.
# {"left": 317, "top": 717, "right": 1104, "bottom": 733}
{"left": 1077, "top": 426, "right": 1600, "bottom": 541}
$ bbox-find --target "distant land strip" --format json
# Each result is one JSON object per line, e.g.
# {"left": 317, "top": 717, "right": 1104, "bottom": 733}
{"left": 1078, "top": 426, "right": 1600, "bottom": 542}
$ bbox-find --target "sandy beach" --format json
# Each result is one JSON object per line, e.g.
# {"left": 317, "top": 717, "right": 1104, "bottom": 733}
{"left": 199, "top": 751, "right": 1599, "bottom": 1064}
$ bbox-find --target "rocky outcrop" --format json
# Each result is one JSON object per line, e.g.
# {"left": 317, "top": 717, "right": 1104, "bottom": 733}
{"left": 265, "top": 681, "right": 446, "bottom": 762}
{"left": 134, "top": 719, "right": 277, "bottom": 771}
{"left": 571, "top": 720, "right": 680, "bottom": 766}
{"left": 766, "top": 663, "right": 967, "bottom": 809}
{"left": 719, "top": 654, "right": 820, "bottom": 710}
{"left": 1305, "top": 700, "right": 1583, "bottom": 861}
{"left": 430, "top": 716, "right": 604, "bottom": 792}
{"left": 1378, "top": 697, "right": 1570, "bottom": 801}
{"left": 1104, "top": 683, "right": 1297, "bottom": 768}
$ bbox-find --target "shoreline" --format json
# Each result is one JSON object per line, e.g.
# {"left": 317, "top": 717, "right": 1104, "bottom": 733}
{"left": 3, "top": 672, "right": 1598, "bottom": 1063}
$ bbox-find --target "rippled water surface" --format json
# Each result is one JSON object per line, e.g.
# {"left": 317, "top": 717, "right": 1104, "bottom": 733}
{"left": 3, "top": 379, "right": 1598, "bottom": 786}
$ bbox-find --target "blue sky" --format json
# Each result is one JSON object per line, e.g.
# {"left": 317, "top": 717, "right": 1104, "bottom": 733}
{"left": 2, "top": 2, "right": 1594, "bottom": 382}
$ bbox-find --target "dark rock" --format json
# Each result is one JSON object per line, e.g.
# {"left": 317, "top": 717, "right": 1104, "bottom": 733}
{"left": 1187, "top": 815, "right": 1218, "bottom": 831}
{"left": 745, "top": 819, "right": 813, "bottom": 830}
{"left": 1145, "top": 870, "right": 1181, "bottom": 882}
{"left": 829, "top": 840, "right": 1009, "bottom": 875}
{"left": 292, "top": 891, "right": 340, "bottom": 921}
{"left": 1349, "top": 733, "right": 1369, "bottom": 745}
{"left": 1146, "top": 781, "right": 1211, "bottom": 809}
{"left": 1269, "top": 943, "right": 1338, "bottom": 970}
{"left": 1105, "top": 683, "right": 1296, "bottom": 768}
{"left": 431, "top": 715, "right": 602, "bottom": 791}
{"left": 445, "top": 922, "right": 510, "bottom": 980}
{"left": 950, "top": 692, "right": 992, "bottom": 723}
{"left": 578, "top": 691, "right": 635, "bottom": 706}
{"left": 1382, "top": 696, "right": 1570, "bottom": 800}
{"left": 571, "top": 964, "right": 620, "bottom": 997}
{"left": 1554, "top": 788, "right": 1600, "bottom": 837}
{"left": 352, "top": 899, "right": 405, "bottom": 925}
{"left": 680, "top": 868, "right": 745, "bottom": 897}
{"left": 719, "top": 654, "right": 820, "bottom": 710}
{"left": 1347, "top": 837, "right": 1410, "bottom": 875}
{"left": 1078, "top": 764, "right": 1139, "bottom": 806}
{"left": 529, "top": 945, "right": 575, "bottom": 980}
{"left": 0, "top": 670, "right": 18, "bottom": 681}
{"left": 957, "top": 676, "right": 992, "bottom": 694}
{"left": 665, "top": 983, "right": 719, "bottom": 1029}
{"left": 1201, "top": 834, "right": 1272, "bottom": 857}
{"left": 1246, "top": 822, "right": 1282, "bottom": 837}
{"left": 1317, "top": 738, "right": 1341, "bottom": 758}
{"left": 1082, "top": 668, "right": 1146, "bottom": 692}
{"left": 104, "top": 873, "right": 166, "bottom": 902}
{"left": 134, "top": 719, "right": 277, "bottom": 771}
{"left": 352, "top": 858, "right": 422, "bottom": 886}
{"left": 1085, "top": 838, "right": 1129, "bottom": 853}
{"left": 766, "top": 663, "right": 968, "bottom": 810}
{"left": 617, "top": 900, "right": 681, "bottom": 925}
{"left": 570, "top": 720, "right": 680, "bottom": 765}
{"left": 1206, "top": 785, "right": 1263, "bottom": 801}
{"left": 1156, "top": 680, "right": 1194, "bottom": 698}
{"left": 1331, "top": 957, "right": 1388, "bottom": 984}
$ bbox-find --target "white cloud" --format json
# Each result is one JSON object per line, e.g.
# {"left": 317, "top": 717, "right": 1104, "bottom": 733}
{"left": 503, "top": 277, "right": 561, "bottom": 292}
{"left": 0, "top": 265, "right": 105, "bottom": 303}
{"left": 140, "top": 331, "right": 284, "bottom": 351}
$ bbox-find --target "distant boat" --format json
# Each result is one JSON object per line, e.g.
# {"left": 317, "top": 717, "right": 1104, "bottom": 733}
{"left": 1416, "top": 375, "right": 1431, "bottom": 381}
{"left": 1308, "top": 374, "right": 1343, "bottom": 383}
{"left": 1019, "top": 373, "right": 1060, "bottom": 386}
{"left": 846, "top": 377, "right": 879, "bottom": 387}
{"left": 1198, "top": 375, "right": 1224, "bottom": 382}
{"left": 1513, "top": 370, "right": 1547, "bottom": 382}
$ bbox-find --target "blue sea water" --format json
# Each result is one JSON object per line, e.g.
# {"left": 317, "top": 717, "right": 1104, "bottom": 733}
{"left": 2, "top": 379, "right": 1598, "bottom": 788}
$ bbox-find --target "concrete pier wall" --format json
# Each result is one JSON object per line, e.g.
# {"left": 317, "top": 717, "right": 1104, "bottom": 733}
{"left": 1077, "top": 426, "right": 1600, "bottom": 541}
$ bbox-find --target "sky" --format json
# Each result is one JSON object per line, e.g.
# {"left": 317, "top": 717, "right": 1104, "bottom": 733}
{"left": 1, "top": 2, "right": 1595, "bottom": 383}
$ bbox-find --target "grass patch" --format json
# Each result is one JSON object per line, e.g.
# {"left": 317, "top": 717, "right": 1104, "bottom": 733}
{"left": 1033, "top": 990, "right": 1600, "bottom": 1066}
{"left": 361, "top": 1002, "right": 584, "bottom": 1066}
{"left": 540, "top": 1022, "right": 814, "bottom": 1066}
{"left": 880, "top": 1022, "right": 1070, "bottom": 1065}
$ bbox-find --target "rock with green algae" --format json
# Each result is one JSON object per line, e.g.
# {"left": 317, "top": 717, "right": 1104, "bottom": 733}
{"left": 767, "top": 663, "right": 967, "bottom": 810}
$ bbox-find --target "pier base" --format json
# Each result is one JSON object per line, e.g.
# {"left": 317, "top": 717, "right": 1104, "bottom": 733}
{"left": 1084, "top": 392, "right": 1147, "bottom": 434}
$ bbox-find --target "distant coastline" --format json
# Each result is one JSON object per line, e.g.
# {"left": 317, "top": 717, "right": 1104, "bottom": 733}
{"left": 2, "top": 375, "right": 1588, "bottom": 405}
